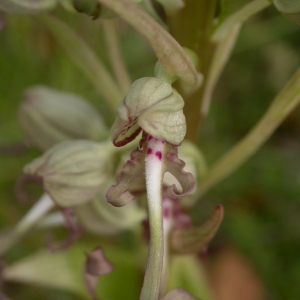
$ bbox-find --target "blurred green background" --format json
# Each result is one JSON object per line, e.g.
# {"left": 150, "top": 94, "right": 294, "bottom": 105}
{"left": 0, "top": 3, "right": 300, "bottom": 300}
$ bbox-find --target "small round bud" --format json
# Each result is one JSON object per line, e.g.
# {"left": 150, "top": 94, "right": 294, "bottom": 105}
{"left": 111, "top": 77, "right": 186, "bottom": 147}
{"left": 72, "top": 0, "right": 117, "bottom": 19}
{"left": 18, "top": 86, "right": 108, "bottom": 151}
{"left": 273, "top": 0, "right": 300, "bottom": 25}
{"left": 76, "top": 182, "right": 146, "bottom": 235}
{"left": 72, "top": 0, "right": 100, "bottom": 18}
{"left": 23, "top": 140, "right": 114, "bottom": 207}
{"left": 155, "top": 47, "right": 202, "bottom": 94}
{"left": 273, "top": 0, "right": 300, "bottom": 13}
{"left": 154, "top": 61, "right": 178, "bottom": 85}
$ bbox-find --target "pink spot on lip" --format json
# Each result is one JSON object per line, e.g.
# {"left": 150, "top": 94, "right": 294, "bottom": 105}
{"left": 148, "top": 135, "right": 153, "bottom": 141}
{"left": 147, "top": 148, "right": 153, "bottom": 155}
{"left": 156, "top": 151, "right": 162, "bottom": 160}
{"left": 163, "top": 207, "right": 170, "bottom": 218}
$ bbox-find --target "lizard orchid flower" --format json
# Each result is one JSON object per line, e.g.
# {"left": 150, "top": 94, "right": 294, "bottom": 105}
{"left": 106, "top": 77, "right": 195, "bottom": 300}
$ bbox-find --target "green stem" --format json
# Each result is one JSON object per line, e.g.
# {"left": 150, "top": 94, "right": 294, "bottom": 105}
{"left": 36, "top": 211, "right": 65, "bottom": 229}
{"left": 197, "top": 67, "right": 300, "bottom": 198}
{"left": 0, "top": 194, "right": 54, "bottom": 255}
{"left": 212, "top": 0, "right": 270, "bottom": 41}
{"left": 38, "top": 15, "right": 123, "bottom": 110}
{"left": 168, "top": 0, "right": 217, "bottom": 142}
{"left": 103, "top": 19, "right": 131, "bottom": 95}
{"left": 201, "top": 23, "right": 241, "bottom": 117}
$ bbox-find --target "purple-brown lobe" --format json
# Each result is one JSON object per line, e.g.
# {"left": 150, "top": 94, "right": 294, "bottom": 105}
{"left": 113, "top": 127, "right": 142, "bottom": 147}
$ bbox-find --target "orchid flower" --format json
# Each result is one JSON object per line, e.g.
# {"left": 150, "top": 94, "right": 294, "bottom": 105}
{"left": 105, "top": 77, "right": 196, "bottom": 299}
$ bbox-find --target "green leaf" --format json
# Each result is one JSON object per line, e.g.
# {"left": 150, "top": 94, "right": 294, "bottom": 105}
{"left": 2, "top": 243, "right": 141, "bottom": 299}
{"left": 167, "top": 255, "right": 214, "bottom": 300}
{"left": 162, "top": 288, "right": 199, "bottom": 300}
{"left": 3, "top": 245, "right": 88, "bottom": 297}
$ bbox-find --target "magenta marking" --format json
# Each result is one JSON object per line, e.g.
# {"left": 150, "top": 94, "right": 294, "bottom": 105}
{"left": 148, "top": 135, "right": 153, "bottom": 141}
{"left": 155, "top": 151, "right": 162, "bottom": 160}
{"left": 147, "top": 148, "right": 153, "bottom": 155}
{"left": 163, "top": 207, "right": 170, "bottom": 218}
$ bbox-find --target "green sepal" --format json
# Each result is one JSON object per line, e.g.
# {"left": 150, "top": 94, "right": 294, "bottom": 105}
{"left": 111, "top": 77, "right": 186, "bottom": 147}
{"left": 76, "top": 179, "right": 146, "bottom": 235}
{"left": 24, "top": 140, "right": 114, "bottom": 207}
{"left": 19, "top": 86, "right": 108, "bottom": 151}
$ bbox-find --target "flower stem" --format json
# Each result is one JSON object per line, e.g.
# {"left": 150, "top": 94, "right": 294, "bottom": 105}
{"left": 201, "top": 23, "right": 241, "bottom": 117}
{"left": 212, "top": 0, "right": 270, "bottom": 41}
{"left": 140, "top": 137, "right": 165, "bottom": 300}
{"left": 97, "top": 0, "right": 200, "bottom": 86}
{"left": 103, "top": 19, "right": 131, "bottom": 95}
{"left": 38, "top": 15, "right": 123, "bottom": 110}
{"left": 197, "top": 67, "right": 300, "bottom": 198}
{"left": 36, "top": 211, "right": 65, "bottom": 230}
{"left": 0, "top": 194, "right": 54, "bottom": 255}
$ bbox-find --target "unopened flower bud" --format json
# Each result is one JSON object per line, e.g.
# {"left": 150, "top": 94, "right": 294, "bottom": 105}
{"left": 154, "top": 61, "right": 178, "bottom": 85}
{"left": 273, "top": 0, "right": 300, "bottom": 25}
{"left": 154, "top": 47, "right": 202, "bottom": 95}
{"left": 72, "top": 0, "right": 121, "bottom": 19}
{"left": 23, "top": 140, "right": 114, "bottom": 207}
{"left": 18, "top": 86, "right": 108, "bottom": 151}
{"left": 0, "top": 0, "right": 57, "bottom": 14}
{"left": 111, "top": 77, "right": 186, "bottom": 147}
{"left": 76, "top": 180, "right": 146, "bottom": 235}
{"left": 273, "top": 0, "right": 300, "bottom": 13}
